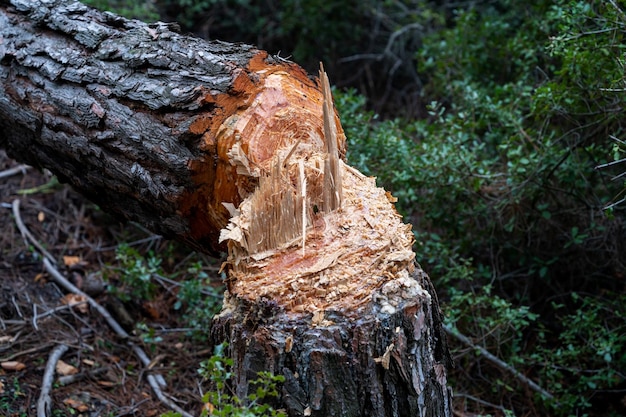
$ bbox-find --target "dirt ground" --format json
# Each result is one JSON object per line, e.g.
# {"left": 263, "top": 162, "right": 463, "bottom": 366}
{"left": 0, "top": 150, "right": 223, "bottom": 417}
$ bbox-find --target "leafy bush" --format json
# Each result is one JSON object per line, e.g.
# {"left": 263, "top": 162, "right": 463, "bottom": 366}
{"left": 337, "top": 1, "right": 626, "bottom": 415}
{"left": 104, "top": 244, "right": 223, "bottom": 339}
{"left": 198, "top": 343, "right": 285, "bottom": 417}
{"left": 108, "top": 243, "right": 162, "bottom": 301}
{"left": 70, "top": 0, "right": 626, "bottom": 415}
{"left": 173, "top": 261, "right": 223, "bottom": 340}
{"left": 532, "top": 292, "right": 626, "bottom": 415}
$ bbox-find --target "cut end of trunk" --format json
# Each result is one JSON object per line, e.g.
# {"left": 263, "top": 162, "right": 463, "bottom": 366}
{"left": 218, "top": 65, "right": 423, "bottom": 318}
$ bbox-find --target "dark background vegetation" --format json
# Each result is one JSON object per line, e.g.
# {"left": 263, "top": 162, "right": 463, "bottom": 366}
{"left": 24, "top": 0, "right": 626, "bottom": 416}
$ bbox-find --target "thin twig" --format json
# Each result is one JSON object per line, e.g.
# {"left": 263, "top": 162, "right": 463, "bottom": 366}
{"left": 92, "top": 235, "right": 163, "bottom": 252}
{"left": 594, "top": 156, "right": 626, "bottom": 169}
{"left": 610, "top": 134, "right": 626, "bottom": 146}
{"left": 57, "top": 367, "right": 108, "bottom": 386}
{"left": 37, "top": 344, "right": 69, "bottom": 417}
{"left": 12, "top": 199, "right": 57, "bottom": 264}
{"left": 443, "top": 325, "right": 554, "bottom": 400}
{"left": 146, "top": 373, "right": 194, "bottom": 417}
{"left": 154, "top": 273, "right": 221, "bottom": 298}
{"left": 0, "top": 164, "right": 31, "bottom": 179}
{"left": 130, "top": 343, "right": 166, "bottom": 387}
{"left": 607, "top": 0, "right": 626, "bottom": 22}
{"left": 43, "top": 258, "right": 128, "bottom": 337}
{"left": 32, "top": 302, "right": 89, "bottom": 330}
{"left": 604, "top": 196, "right": 626, "bottom": 210}
{"left": 454, "top": 393, "right": 511, "bottom": 413}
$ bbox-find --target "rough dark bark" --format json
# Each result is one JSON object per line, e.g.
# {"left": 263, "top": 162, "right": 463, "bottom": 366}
{"left": 0, "top": 1, "right": 452, "bottom": 416}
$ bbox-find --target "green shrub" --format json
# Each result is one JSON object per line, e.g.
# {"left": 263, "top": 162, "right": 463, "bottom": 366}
{"left": 198, "top": 343, "right": 285, "bottom": 417}
{"left": 108, "top": 243, "right": 162, "bottom": 302}
{"left": 173, "top": 261, "right": 223, "bottom": 340}
{"left": 104, "top": 244, "right": 223, "bottom": 339}
{"left": 532, "top": 292, "right": 626, "bottom": 416}
{"left": 337, "top": 1, "right": 626, "bottom": 415}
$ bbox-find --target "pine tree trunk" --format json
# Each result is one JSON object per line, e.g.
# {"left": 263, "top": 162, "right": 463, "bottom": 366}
{"left": 0, "top": 0, "right": 346, "bottom": 254}
{"left": 0, "top": 1, "right": 452, "bottom": 416}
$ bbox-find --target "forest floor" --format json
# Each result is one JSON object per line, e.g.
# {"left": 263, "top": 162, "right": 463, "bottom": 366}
{"left": 0, "top": 150, "right": 224, "bottom": 417}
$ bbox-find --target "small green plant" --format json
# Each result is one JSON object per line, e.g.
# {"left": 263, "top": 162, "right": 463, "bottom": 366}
{"left": 173, "top": 261, "right": 223, "bottom": 340}
{"left": 162, "top": 343, "right": 285, "bottom": 417}
{"left": 0, "top": 377, "right": 27, "bottom": 417}
{"left": 108, "top": 243, "right": 162, "bottom": 302}
{"left": 136, "top": 322, "right": 163, "bottom": 353}
{"left": 198, "top": 343, "right": 285, "bottom": 417}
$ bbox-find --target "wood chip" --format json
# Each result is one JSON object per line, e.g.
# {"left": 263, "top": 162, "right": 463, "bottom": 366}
{"left": 60, "top": 293, "right": 89, "bottom": 314}
{"left": 56, "top": 360, "right": 79, "bottom": 376}
{"left": 63, "top": 255, "right": 81, "bottom": 267}
{"left": 63, "top": 397, "right": 89, "bottom": 412}
{"left": 1, "top": 361, "right": 26, "bottom": 371}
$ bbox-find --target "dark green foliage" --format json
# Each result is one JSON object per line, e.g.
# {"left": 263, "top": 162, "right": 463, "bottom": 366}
{"left": 109, "top": 243, "right": 162, "bottom": 302}
{"left": 161, "top": 344, "right": 285, "bottom": 417}
{"left": 337, "top": 1, "right": 626, "bottom": 415}
{"left": 82, "top": 0, "right": 159, "bottom": 21}
{"left": 173, "top": 261, "right": 223, "bottom": 340}
{"left": 105, "top": 244, "right": 223, "bottom": 339}
{"left": 197, "top": 343, "right": 285, "bottom": 417}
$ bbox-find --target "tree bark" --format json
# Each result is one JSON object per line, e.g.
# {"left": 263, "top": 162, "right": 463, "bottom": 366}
{"left": 0, "top": 0, "right": 346, "bottom": 254}
{"left": 0, "top": 1, "right": 453, "bottom": 416}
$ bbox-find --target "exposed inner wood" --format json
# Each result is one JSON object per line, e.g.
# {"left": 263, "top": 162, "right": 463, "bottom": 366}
{"left": 195, "top": 63, "right": 348, "bottom": 248}
{"left": 219, "top": 66, "right": 421, "bottom": 317}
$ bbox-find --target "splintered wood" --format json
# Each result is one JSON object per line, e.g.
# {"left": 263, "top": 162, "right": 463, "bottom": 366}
{"left": 219, "top": 65, "right": 423, "bottom": 318}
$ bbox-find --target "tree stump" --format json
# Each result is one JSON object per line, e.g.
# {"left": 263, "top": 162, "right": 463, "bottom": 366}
{"left": 0, "top": 1, "right": 452, "bottom": 416}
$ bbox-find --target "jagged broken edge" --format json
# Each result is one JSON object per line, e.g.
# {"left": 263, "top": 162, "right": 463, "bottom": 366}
{"left": 219, "top": 63, "right": 343, "bottom": 259}
{"left": 320, "top": 63, "right": 343, "bottom": 212}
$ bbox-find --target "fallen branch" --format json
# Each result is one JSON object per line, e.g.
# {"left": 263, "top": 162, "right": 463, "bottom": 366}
{"left": 42, "top": 258, "right": 128, "bottom": 338}
{"left": 443, "top": 324, "right": 554, "bottom": 400}
{"left": 43, "top": 258, "right": 192, "bottom": 416}
{"left": 37, "top": 344, "right": 69, "bottom": 417}
{"left": 12, "top": 199, "right": 56, "bottom": 264}
{"left": 2, "top": 2, "right": 453, "bottom": 415}
{"left": 32, "top": 302, "right": 89, "bottom": 331}
{"left": 0, "top": 164, "right": 30, "bottom": 180}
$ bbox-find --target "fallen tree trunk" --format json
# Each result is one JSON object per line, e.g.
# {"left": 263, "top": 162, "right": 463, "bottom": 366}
{"left": 0, "top": 0, "right": 346, "bottom": 254}
{"left": 0, "top": 1, "right": 452, "bottom": 416}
